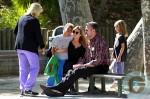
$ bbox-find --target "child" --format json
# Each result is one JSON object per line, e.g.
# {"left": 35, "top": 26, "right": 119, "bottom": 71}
{"left": 46, "top": 23, "right": 74, "bottom": 87}
{"left": 110, "top": 20, "right": 128, "bottom": 88}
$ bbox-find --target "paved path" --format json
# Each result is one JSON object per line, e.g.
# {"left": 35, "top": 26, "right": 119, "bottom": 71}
{"left": 0, "top": 74, "right": 127, "bottom": 99}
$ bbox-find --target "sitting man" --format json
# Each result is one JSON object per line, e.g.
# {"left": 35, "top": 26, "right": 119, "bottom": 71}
{"left": 40, "top": 21, "right": 110, "bottom": 97}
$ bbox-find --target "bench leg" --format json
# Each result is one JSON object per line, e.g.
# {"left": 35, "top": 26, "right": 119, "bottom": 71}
{"left": 101, "top": 77, "right": 105, "bottom": 92}
{"left": 89, "top": 76, "right": 95, "bottom": 93}
{"left": 75, "top": 80, "right": 78, "bottom": 92}
{"left": 118, "top": 79, "right": 122, "bottom": 97}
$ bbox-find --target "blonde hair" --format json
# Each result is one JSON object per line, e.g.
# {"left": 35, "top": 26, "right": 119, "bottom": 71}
{"left": 64, "top": 23, "right": 74, "bottom": 30}
{"left": 73, "top": 26, "right": 87, "bottom": 48}
{"left": 25, "top": 3, "right": 43, "bottom": 18}
{"left": 114, "top": 20, "right": 128, "bottom": 37}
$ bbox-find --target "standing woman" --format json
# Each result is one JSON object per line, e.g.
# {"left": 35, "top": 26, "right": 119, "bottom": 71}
{"left": 14, "top": 3, "right": 45, "bottom": 96}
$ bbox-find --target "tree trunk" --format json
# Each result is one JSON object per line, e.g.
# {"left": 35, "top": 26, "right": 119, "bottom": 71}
{"left": 124, "top": 18, "right": 144, "bottom": 74}
{"left": 58, "top": 0, "right": 93, "bottom": 26}
{"left": 141, "top": 0, "right": 150, "bottom": 82}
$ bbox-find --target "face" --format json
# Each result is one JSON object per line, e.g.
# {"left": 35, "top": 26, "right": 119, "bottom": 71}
{"left": 73, "top": 29, "right": 81, "bottom": 39}
{"left": 115, "top": 24, "right": 120, "bottom": 33}
{"left": 63, "top": 27, "right": 73, "bottom": 36}
{"left": 85, "top": 25, "right": 93, "bottom": 39}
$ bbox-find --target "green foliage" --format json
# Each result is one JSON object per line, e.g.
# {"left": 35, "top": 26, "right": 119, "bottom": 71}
{"left": 0, "top": 0, "right": 62, "bottom": 30}
{"left": 0, "top": 0, "right": 27, "bottom": 29}
{"left": 40, "top": 0, "right": 62, "bottom": 29}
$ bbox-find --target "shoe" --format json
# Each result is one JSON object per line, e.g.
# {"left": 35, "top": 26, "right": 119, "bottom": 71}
{"left": 40, "top": 85, "right": 51, "bottom": 90}
{"left": 41, "top": 91, "right": 45, "bottom": 95}
{"left": 110, "top": 83, "right": 117, "bottom": 88}
{"left": 69, "top": 90, "right": 78, "bottom": 95}
{"left": 44, "top": 89, "right": 64, "bottom": 97}
{"left": 68, "top": 88, "right": 78, "bottom": 95}
{"left": 23, "top": 90, "right": 39, "bottom": 96}
{"left": 88, "top": 86, "right": 100, "bottom": 92}
{"left": 21, "top": 91, "right": 24, "bottom": 96}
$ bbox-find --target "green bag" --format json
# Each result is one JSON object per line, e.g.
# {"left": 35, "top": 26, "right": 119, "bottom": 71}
{"left": 44, "top": 55, "right": 60, "bottom": 84}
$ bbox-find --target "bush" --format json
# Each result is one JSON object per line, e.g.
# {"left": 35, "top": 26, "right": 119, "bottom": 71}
{"left": 0, "top": 0, "right": 27, "bottom": 29}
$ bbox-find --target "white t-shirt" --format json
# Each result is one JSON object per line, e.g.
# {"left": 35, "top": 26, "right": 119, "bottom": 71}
{"left": 51, "top": 34, "right": 73, "bottom": 60}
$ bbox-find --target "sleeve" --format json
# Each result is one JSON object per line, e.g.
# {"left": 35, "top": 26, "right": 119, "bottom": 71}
{"left": 51, "top": 36, "right": 58, "bottom": 47}
{"left": 77, "top": 48, "right": 87, "bottom": 64}
{"left": 13, "top": 21, "right": 19, "bottom": 35}
{"left": 119, "top": 35, "right": 126, "bottom": 44}
{"left": 34, "top": 19, "right": 45, "bottom": 49}
{"left": 81, "top": 46, "right": 86, "bottom": 57}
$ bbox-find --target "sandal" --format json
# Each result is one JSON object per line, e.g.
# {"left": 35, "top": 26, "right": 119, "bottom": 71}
{"left": 44, "top": 89, "right": 64, "bottom": 97}
{"left": 40, "top": 85, "right": 51, "bottom": 90}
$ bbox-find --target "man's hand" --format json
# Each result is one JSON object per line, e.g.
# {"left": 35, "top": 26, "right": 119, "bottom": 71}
{"left": 73, "top": 64, "right": 84, "bottom": 69}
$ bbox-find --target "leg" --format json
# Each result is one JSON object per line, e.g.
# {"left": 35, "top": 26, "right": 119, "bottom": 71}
{"left": 17, "top": 50, "right": 29, "bottom": 92}
{"left": 46, "top": 76, "right": 55, "bottom": 87}
{"left": 41, "top": 66, "right": 95, "bottom": 95}
{"left": 117, "top": 62, "right": 124, "bottom": 74}
{"left": 23, "top": 50, "right": 40, "bottom": 90}
{"left": 88, "top": 65, "right": 109, "bottom": 91}
{"left": 57, "top": 60, "right": 65, "bottom": 83}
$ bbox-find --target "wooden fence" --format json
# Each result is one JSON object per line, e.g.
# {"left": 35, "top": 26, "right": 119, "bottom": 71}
{"left": 0, "top": 27, "right": 133, "bottom": 50}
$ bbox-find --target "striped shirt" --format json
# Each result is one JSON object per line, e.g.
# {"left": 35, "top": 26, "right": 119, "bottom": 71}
{"left": 78, "top": 34, "right": 110, "bottom": 66}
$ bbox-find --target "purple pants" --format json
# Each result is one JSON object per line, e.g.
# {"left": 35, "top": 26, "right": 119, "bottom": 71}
{"left": 111, "top": 59, "right": 124, "bottom": 83}
{"left": 17, "top": 49, "right": 40, "bottom": 91}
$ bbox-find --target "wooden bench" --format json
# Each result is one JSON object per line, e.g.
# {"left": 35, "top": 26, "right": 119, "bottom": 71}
{"left": 74, "top": 73, "right": 124, "bottom": 97}
{"left": 89, "top": 74, "right": 124, "bottom": 97}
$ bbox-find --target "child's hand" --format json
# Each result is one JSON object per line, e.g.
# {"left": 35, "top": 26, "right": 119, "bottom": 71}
{"left": 117, "top": 56, "right": 121, "bottom": 62}
{"left": 56, "top": 48, "right": 67, "bottom": 53}
{"left": 111, "top": 54, "right": 114, "bottom": 61}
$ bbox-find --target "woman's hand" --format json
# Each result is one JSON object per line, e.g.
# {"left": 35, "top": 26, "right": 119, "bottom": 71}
{"left": 41, "top": 48, "right": 46, "bottom": 55}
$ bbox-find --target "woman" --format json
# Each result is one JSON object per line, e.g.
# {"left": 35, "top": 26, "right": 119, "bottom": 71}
{"left": 44, "top": 26, "right": 87, "bottom": 95}
{"left": 14, "top": 3, "right": 45, "bottom": 96}
{"left": 63, "top": 26, "right": 87, "bottom": 94}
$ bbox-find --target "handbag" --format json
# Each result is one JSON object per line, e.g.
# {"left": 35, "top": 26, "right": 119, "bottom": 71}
{"left": 44, "top": 55, "right": 60, "bottom": 84}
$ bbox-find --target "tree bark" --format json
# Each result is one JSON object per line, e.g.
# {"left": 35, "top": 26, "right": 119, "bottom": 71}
{"left": 141, "top": 0, "right": 150, "bottom": 81}
{"left": 58, "top": 0, "right": 93, "bottom": 26}
{"left": 125, "top": 18, "right": 144, "bottom": 74}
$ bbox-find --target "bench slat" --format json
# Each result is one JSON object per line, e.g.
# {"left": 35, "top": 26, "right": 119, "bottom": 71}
{"left": 91, "top": 74, "right": 124, "bottom": 79}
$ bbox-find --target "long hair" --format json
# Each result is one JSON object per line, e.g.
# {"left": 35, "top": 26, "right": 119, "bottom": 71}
{"left": 25, "top": 3, "right": 43, "bottom": 18}
{"left": 73, "top": 26, "right": 87, "bottom": 48}
{"left": 114, "top": 20, "right": 128, "bottom": 37}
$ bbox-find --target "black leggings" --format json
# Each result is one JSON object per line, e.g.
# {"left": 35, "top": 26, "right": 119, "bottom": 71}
{"left": 51, "top": 65, "right": 109, "bottom": 94}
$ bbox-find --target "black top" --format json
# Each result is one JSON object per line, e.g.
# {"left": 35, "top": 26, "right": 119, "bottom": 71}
{"left": 113, "top": 35, "right": 127, "bottom": 62}
{"left": 63, "top": 42, "right": 85, "bottom": 74}
{"left": 14, "top": 14, "right": 45, "bottom": 54}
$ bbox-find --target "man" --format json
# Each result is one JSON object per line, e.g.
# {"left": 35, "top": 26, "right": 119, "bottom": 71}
{"left": 40, "top": 21, "right": 110, "bottom": 97}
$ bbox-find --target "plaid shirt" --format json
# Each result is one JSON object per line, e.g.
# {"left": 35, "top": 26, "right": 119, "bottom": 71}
{"left": 78, "top": 34, "right": 110, "bottom": 66}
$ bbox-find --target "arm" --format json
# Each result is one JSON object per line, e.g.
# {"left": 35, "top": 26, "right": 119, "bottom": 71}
{"left": 117, "top": 43, "right": 125, "bottom": 62}
{"left": 55, "top": 47, "right": 67, "bottom": 53}
{"left": 14, "top": 21, "right": 19, "bottom": 35}
{"left": 34, "top": 19, "right": 45, "bottom": 49}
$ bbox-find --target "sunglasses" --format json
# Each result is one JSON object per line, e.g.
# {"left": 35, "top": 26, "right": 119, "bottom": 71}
{"left": 73, "top": 30, "right": 79, "bottom": 34}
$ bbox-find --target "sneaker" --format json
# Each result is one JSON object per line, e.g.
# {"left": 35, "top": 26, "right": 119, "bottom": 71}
{"left": 88, "top": 86, "right": 100, "bottom": 92}
{"left": 110, "top": 83, "right": 117, "bottom": 88}
{"left": 24, "top": 90, "right": 39, "bottom": 96}
{"left": 68, "top": 88, "right": 78, "bottom": 95}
